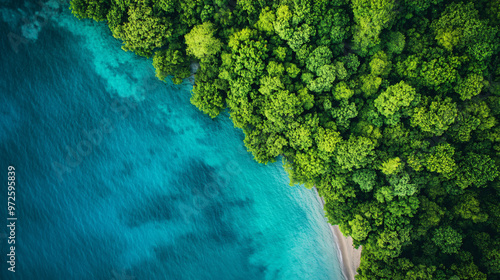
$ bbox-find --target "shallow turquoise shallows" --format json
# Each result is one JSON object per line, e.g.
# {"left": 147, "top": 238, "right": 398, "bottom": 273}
{"left": 0, "top": 1, "right": 343, "bottom": 279}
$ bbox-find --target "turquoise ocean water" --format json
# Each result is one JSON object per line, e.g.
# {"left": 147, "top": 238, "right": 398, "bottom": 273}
{"left": 0, "top": 1, "right": 344, "bottom": 279}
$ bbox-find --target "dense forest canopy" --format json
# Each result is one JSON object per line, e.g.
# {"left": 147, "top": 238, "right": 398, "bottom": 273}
{"left": 70, "top": 0, "right": 500, "bottom": 278}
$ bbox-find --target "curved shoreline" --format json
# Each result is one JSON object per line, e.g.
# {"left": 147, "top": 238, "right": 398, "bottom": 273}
{"left": 314, "top": 188, "right": 362, "bottom": 280}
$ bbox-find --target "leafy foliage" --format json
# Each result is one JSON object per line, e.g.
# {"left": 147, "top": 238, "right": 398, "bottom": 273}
{"left": 71, "top": 0, "right": 500, "bottom": 278}
{"left": 185, "top": 22, "right": 223, "bottom": 60}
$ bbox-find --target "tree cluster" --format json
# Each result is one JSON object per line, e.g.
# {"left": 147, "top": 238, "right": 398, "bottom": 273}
{"left": 71, "top": 0, "right": 500, "bottom": 278}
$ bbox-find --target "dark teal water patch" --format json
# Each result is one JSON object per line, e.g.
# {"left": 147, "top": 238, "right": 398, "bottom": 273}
{"left": 0, "top": 1, "right": 344, "bottom": 279}
{"left": 121, "top": 193, "right": 178, "bottom": 227}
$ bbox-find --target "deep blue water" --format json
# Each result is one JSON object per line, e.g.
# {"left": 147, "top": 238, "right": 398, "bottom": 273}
{"left": 0, "top": 1, "right": 343, "bottom": 279}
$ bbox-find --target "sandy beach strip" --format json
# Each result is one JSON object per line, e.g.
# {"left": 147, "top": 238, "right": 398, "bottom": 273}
{"left": 330, "top": 224, "right": 362, "bottom": 280}
{"left": 314, "top": 188, "right": 362, "bottom": 280}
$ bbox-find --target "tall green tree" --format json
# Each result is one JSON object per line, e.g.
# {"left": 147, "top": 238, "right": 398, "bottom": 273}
{"left": 185, "top": 22, "right": 223, "bottom": 60}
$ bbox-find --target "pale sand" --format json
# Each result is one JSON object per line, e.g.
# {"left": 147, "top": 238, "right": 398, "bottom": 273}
{"left": 330, "top": 224, "right": 362, "bottom": 280}
{"left": 314, "top": 188, "right": 362, "bottom": 280}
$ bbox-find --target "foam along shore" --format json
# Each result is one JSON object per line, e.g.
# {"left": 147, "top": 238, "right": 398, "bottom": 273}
{"left": 314, "top": 188, "right": 362, "bottom": 280}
